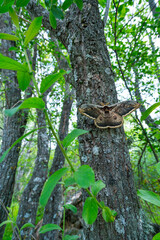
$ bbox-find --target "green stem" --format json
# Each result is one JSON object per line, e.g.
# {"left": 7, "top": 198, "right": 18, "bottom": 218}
{"left": 62, "top": 195, "right": 66, "bottom": 240}
{"left": 85, "top": 189, "right": 103, "bottom": 209}
{"left": 24, "top": 49, "right": 40, "bottom": 97}
{"left": 44, "top": 109, "right": 75, "bottom": 173}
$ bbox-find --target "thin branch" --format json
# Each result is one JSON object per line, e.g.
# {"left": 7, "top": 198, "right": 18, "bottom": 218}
{"left": 103, "top": 0, "right": 111, "bottom": 26}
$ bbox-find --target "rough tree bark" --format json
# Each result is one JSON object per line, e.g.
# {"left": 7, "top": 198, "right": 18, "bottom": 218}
{"left": 40, "top": 86, "right": 74, "bottom": 240}
{"left": 12, "top": 96, "right": 49, "bottom": 240}
{"left": 16, "top": 0, "right": 155, "bottom": 239}
{"left": 0, "top": 13, "right": 28, "bottom": 238}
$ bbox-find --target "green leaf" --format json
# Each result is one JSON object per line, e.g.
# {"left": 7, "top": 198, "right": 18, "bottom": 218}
{"left": 64, "top": 175, "right": 76, "bottom": 187}
{"left": 0, "top": 33, "right": 19, "bottom": 41}
{"left": 91, "top": 180, "right": 105, "bottom": 197}
{"left": 19, "top": 97, "right": 45, "bottom": 109}
{"left": 62, "top": 129, "right": 88, "bottom": 148}
{"left": 102, "top": 207, "right": 115, "bottom": 223}
{"left": 45, "top": 0, "right": 51, "bottom": 7}
{"left": 62, "top": 0, "right": 73, "bottom": 10}
{"left": 98, "top": 0, "right": 106, "bottom": 8}
{"left": 39, "top": 224, "right": 62, "bottom": 234}
{"left": 17, "top": 71, "right": 31, "bottom": 91}
{"left": 64, "top": 204, "right": 77, "bottom": 213}
{"left": 156, "top": 162, "right": 160, "bottom": 175}
{"left": 64, "top": 235, "right": 79, "bottom": 240}
{"left": 137, "top": 189, "right": 160, "bottom": 207}
{"left": 82, "top": 197, "right": 98, "bottom": 224}
{"left": 49, "top": 10, "right": 57, "bottom": 29}
{"left": 74, "top": 165, "right": 95, "bottom": 188}
{"left": 9, "top": 7, "right": 19, "bottom": 29}
{"left": 153, "top": 233, "right": 160, "bottom": 240}
{"left": 0, "top": 1, "right": 14, "bottom": 13}
{"left": 0, "top": 220, "right": 14, "bottom": 228}
{"left": 40, "top": 70, "right": 66, "bottom": 94}
{"left": 51, "top": 5, "right": 64, "bottom": 19}
{"left": 40, "top": 168, "right": 68, "bottom": 207}
{"left": 0, "top": 54, "right": 27, "bottom": 71}
{"left": 20, "top": 223, "right": 35, "bottom": 231}
{"left": 0, "top": 127, "right": 44, "bottom": 163}
{"left": 141, "top": 102, "right": 160, "bottom": 121}
{"left": 74, "top": 0, "right": 83, "bottom": 10}
{"left": 24, "top": 16, "right": 42, "bottom": 46}
{"left": 16, "top": 0, "right": 31, "bottom": 7}
{"left": 5, "top": 105, "right": 20, "bottom": 117}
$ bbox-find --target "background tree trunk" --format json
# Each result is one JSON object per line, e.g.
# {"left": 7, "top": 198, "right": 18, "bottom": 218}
{"left": 0, "top": 13, "right": 28, "bottom": 239}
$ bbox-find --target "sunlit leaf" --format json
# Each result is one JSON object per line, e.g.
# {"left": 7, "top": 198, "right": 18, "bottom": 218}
{"left": 137, "top": 189, "right": 160, "bottom": 207}
{"left": 141, "top": 102, "right": 160, "bottom": 121}
{"left": 0, "top": 54, "right": 27, "bottom": 71}
{"left": 9, "top": 7, "right": 19, "bottom": 29}
{"left": 16, "top": 0, "right": 31, "bottom": 7}
{"left": 64, "top": 204, "right": 77, "bottom": 213}
{"left": 19, "top": 97, "right": 45, "bottom": 109}
{"left": 153, "top": 233, "right": 160, "bottom": 240}
{"left": 39, "top": 224, "right": 61, "bottom": 234}
{"left": 62, "top": 129, "right": 88, "bottom": 148}
{"left": 20, "top": 223, "right": 35, "bottom": 231}
{"left": 24, "top": 16, "right": 42, "bottom": 46}
{"left": 0, "top": 33, "right": 19, "bottom": 41}
{"left": 40, "top": 168, "right": 68, "bottom": 207}
{"left": 74, "top": 165, "right": 95, "bottom": 188}
{"left": 82, "top": 197, "right": 98, "bottom": 224}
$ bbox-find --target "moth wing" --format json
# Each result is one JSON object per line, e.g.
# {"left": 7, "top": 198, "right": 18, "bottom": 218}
{"left": 112, "top": 100, "right": 140, "bottom": 117}
{"left": 79, "top": 104, "right": 102, "bottom": 119}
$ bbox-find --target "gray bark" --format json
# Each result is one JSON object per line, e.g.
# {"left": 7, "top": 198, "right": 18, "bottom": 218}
{"left": 0, "top": 13, "right": 28, "bottom": 238}
{"left": 12, "top": 97, "right": 49, "bottom": 240}
{"left": 22, "top": 0, "right": 154, "bottom": 239}
{"left": 40, "top": 88, "right": 74, "bottom": 240}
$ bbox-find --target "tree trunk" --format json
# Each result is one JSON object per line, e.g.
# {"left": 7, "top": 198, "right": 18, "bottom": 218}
{"left": 12, "top": 97, "right": 49, "bottom": 240}
{"left": 0, "top": 13, "right": 28, "bottom": 238}
{"left": 41, "top": 87, "right": 74, "bottom": 240}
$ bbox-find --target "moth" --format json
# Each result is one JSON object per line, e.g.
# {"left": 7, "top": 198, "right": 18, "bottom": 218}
{"left": 79, "top": 100, "right": 140, "bottom": 129}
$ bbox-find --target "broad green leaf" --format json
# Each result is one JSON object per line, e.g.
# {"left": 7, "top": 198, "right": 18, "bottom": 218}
{"left": 137, "top": 189, "right": 160, "bottom": 207}
{"left": 0, "top": 127, "right": 45, "bottom": 163}
{"left": 62, "top": 129, "right": 88, "bottom": 148}
{"left": 20, "top": 223, "right": 35, "bottom": 231}
{"left": 49, "top": 10, "right": 57, "bottom": 29}
{"left": 156, "top": 162, "right": 160, "bottom": 175}
{"left": 0, "top": 1, "right": 14, "bottom": 13}
{"left": 39, "top": 224, "right": 61, "bottom": 234}
{"left": 62, "top": 0, "right": 73, "bottom": 10}
{"left": 16, "top": 0, "right": 31, "bottom": 7}
{"left": 64, "top": 204, "right": 77, "bottom": 213}
{"left": 153, "top": 233, "right": 160, "bottom": 240}
{"left": 17, "top": 71, "right": 31, "bottom": 91}
{"left": 102, "top": 207, "right": 115, "bottom": 223}
{"left": 5, "top": 105, "right": 20, "bottom": 117}
{"left": 141, "top": 102, "right": 160, "bottom": 121}
{"left": 24, "top": 16, "right": 42, "bottom": 46}
{"left": 64, "top": 175, "right": 76, "bottom": 187}
{"left": 0, "top": 54, "right": 27, "bottom": 71}
{"left": 74, "top": 165, "right": 95, "bottom": 188}
{"left": 98, "top": 0, "right": 106, "bottom": 8}
{"left": 82, "top": 197, "right": 98, "bottom": 224}
{"left": 40, "top": 70, "right": 66, "bottom": 94}
{"left": 9, "top": 7, "right": 19, "bottom": 29}
{"left": 19, "top": 97, "right": 45, "bottom": 109}
{"left": 0, "top": 33, "right": 19, "bottom": 41}
{"left": 74, "top": 0, "right": 83, "bottom": 10}
{"left": 51, "top": 5, "right": 64, "bottom": 19}
{"left": 0, "top": 220, "right": 14, "bottom": 228}
{"left": 64, "top": 235, "right": 79, "bottom": 240}
{"left": 91, "top": 180, "right": 105, "bottom": 197}
{"left": 40, "top": 168, "right": 68, "bottom": 207}
{"left": 45, "top": 0, "right": 51, "bottom": 7}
